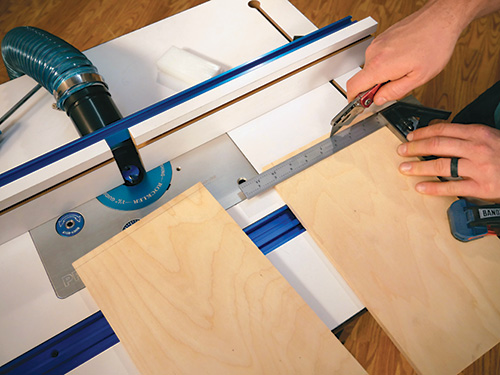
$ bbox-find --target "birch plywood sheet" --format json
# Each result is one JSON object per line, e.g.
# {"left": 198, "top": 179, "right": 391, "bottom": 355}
{"left": 73, "top": 183, "right": 366, "bottom": 375}
{"left": 271, "top": 127, "right": 500, "bottom": 375}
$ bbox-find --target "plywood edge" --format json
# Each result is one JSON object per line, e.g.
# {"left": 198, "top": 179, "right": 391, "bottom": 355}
{"left": 73, "top": 182, "right": 205, "bottom": 270}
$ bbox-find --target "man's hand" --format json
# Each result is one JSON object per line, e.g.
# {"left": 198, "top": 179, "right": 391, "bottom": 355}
{"left": 345, "top": 0, "right": 489, "bottom": 105}
{"left": 397, "top": 123, "right": 500, "bottom": 202}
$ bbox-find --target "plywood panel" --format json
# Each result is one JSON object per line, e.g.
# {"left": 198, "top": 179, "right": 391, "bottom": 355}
{"left": 271, "top": 127, "right": 500, "bottom": 375}
{"left": 73, "top": 183, "right": 367, "bottom": 375}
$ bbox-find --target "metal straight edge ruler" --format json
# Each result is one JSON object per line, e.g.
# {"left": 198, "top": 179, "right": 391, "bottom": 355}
{"left": 239, "top": 113, "right": 386, "bottom": 199}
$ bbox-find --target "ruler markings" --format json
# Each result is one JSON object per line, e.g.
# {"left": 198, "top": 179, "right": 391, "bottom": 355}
{"left": 239, "top": 114, "right": 386, "bottom": 199}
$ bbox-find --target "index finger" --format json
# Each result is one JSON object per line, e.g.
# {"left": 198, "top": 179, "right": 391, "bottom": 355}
{"left": 408, "top": 123, "right": 484, "bottom": 141}
{"left": 346, "top": 68, "right": 381, "bottom": 102}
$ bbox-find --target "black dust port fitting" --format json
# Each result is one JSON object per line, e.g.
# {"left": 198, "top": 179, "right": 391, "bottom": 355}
{"left": 63, "top": 84, "right": 146, "bottom": 186}
{"left": 62, "top": 84, "right": 122, "bottom": 136}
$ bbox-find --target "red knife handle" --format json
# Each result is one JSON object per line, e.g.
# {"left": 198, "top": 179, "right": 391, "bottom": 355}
{"left": 358, "top": 83, "right": 383, "bottom": 108}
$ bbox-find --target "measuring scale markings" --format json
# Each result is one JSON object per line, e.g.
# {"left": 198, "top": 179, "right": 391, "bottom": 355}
{"left": 239, "top": 114, "right": 385, "bottom": 199}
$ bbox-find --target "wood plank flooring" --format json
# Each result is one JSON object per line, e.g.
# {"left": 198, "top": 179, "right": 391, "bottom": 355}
{"left": 0, "top": 1, "right": 499, "bottom": 374}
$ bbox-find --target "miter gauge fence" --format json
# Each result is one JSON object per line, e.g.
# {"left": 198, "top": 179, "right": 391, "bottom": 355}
{"left": 239, "top": 98, "right": 451, "bottom": 199}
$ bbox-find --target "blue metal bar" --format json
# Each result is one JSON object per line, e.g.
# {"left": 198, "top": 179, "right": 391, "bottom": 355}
{"left": 0, "top": 311, "right": 118, "bottom": 375}
{"left": 244, "top": 205, "right": 305, "bottom": 255}
{"left": 0, "top": 17, "right": 354, "bottom": 189}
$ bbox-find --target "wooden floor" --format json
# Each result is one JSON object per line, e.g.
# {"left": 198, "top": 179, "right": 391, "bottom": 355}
{"left": 0, "top": 0, "right": 499, "bottom": 374}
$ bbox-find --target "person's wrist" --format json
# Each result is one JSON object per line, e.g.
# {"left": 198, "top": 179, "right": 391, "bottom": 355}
{"left": 424, "top": 0, "right": 481, "bottom": 32}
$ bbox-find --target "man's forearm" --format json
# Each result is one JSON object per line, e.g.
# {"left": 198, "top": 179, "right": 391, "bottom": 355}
{"left": 424, "top": 0, "right": 500, "bottom": 31}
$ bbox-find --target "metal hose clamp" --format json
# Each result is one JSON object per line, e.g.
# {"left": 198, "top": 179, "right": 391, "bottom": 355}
{"left": 54, "top": 72, "right": 107, "bottom": 102}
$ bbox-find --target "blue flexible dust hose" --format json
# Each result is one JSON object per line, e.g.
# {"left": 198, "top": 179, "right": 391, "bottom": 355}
{"left": 1, "top": 26, "right": 124, "bottom": 137}
{"left": 1, "top": 26, "right": 145, "bottom": 185}
{"left": 1, "top": 26, "right": 105, "bottom": 111}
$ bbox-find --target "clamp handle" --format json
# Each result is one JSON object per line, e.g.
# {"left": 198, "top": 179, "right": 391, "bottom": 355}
{"left": 448, "top": 199, "right": 500, "bottom": 242}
